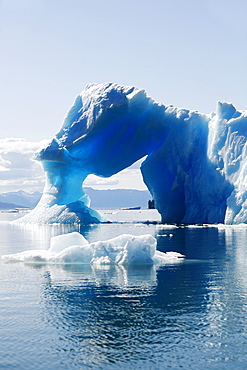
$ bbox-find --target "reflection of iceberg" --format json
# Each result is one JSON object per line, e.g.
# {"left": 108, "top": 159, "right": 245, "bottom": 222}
{"left": 41, "top": 264, "right": 159, "bottom": 367}
{"left": 46, "top": 264, "right": 158, "bottom": 290}
{"left": 2, "top": 232, "right": 184, "bottom": 266}
{"left": 15, "top": 83, "right": 247, "bottom": 225}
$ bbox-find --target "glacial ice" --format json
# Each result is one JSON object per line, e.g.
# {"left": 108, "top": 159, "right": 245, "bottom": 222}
{"left": 16, "top": 82, "right": 247, "bottom": 224}
{"left": 1, "top": 232, "right": 185, "bottom": 265}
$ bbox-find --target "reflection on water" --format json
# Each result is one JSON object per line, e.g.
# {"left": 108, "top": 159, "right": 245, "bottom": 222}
{"left": 41, "top": 265, "right": 159, "bottom": 367}
{"left": 39, "top": 227, "right": 247, "bottom": 368}
{"left": 2, "top": 214, "right": 247, "bottom": 368}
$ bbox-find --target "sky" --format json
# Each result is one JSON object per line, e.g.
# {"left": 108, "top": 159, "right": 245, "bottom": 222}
{"left": 1, "top": 0, "right": 247, "bottom": 193}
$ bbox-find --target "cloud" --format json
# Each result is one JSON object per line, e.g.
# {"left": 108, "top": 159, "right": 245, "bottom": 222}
{"left": 84, "top": 175, "right": 119, "bottom": 187}
{"left": 0, "top": 156, "right": 11, "bottom": 171}
{"left": 0, "top": 138, "right": 148, "bottom": 193}
{"left": 85, "top": 167, "right": 147, "bottom": 191}
{"left": 127, "top": 156, "right": 148, "bottom": 169}
{"left": 0, "top": 138, "right": 46, "bottom": 192}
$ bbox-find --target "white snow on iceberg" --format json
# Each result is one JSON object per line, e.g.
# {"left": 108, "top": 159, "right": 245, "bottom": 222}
{"left": 15, "top": 82, "right": 247, "bottom": 225}
{"left": 1, "top": 232, "right": 184, "bottom": 265}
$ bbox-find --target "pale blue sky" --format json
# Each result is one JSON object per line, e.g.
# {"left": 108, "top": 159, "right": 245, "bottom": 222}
{"left": 1, "top": 0, "right": 247, "bottom": 192}
{"left": 1, "top": 0, "right": 247, "bottom": 141}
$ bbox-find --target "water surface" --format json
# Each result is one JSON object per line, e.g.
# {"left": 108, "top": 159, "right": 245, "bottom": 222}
{"left": 1, "top": 211, "right": 247, "bottom": 369}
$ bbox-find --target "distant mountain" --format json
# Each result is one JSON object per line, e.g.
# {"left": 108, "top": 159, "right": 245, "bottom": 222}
{"left": 0, "top": 191, "right": 42, "bottom": 209}
{"left": 0, "top": 201, "right": 28, "bottom": 210}
{"left": 0, "top": 188, "right": 152, "bottom": 210}
{"left": 84, "top": 187, "right": 151, "bottom": 209}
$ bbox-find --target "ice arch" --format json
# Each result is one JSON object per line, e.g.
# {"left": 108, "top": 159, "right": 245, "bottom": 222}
{"left": 18, "top": 83, "right": 247, "bottom": 224}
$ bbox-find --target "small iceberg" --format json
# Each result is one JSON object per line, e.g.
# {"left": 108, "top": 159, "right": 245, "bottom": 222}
{"left": 1, "top": 232, "right": 185, "bottom": 266}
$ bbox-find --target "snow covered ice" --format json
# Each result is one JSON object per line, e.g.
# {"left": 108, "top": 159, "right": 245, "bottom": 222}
{"left": 16, "top": 82, "right": 247, "bottom": 224}
{"left": 1, "top": 232, "right": 184, "bottom": 265}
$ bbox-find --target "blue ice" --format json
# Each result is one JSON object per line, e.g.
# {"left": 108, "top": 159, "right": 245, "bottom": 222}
{"left": 17, "top": 83, "right": 247, "bottom": 224}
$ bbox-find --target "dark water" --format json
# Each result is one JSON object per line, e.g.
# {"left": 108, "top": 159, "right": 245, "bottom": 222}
{"left": 1, "top": 211, "right": 247, "bottom": 369}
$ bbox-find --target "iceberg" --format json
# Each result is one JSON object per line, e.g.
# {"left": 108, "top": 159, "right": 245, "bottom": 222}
{"left": 16, "top": 82, "right": 247, "bottom": 224}
{"left": 1, "top": 232, "right": 185, "bottom": 265}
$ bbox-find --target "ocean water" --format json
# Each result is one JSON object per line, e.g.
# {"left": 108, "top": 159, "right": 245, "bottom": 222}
{"left": 1, "top": 210, "right": 247, "bottom": 369}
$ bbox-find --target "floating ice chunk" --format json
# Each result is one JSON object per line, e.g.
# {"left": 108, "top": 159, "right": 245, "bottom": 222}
{"left": 2, "top": 249, "right": 51, "bottom": 263}
{"left": 1, "top": 233, "right": 185, "bottom": 266}
{"left": 49, "top": 231, "right": 88, "bottom": 254}
{"left": 90, "top": 234, "right": 157, "bottom": 265}
{"left": 153, "top": 250, "right": 185, "bottom": 264}
{"left": 54, "top": 244, "right": 94, "bottom": 264}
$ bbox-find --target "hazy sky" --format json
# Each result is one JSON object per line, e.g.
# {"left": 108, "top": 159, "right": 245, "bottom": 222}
{"left": 1, "top": 0, "right": 247, "bottom": 192}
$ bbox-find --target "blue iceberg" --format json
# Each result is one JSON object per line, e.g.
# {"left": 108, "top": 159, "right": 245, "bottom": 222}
{"left": 17, "top": 83, "right": 247, "bottom": 224}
